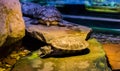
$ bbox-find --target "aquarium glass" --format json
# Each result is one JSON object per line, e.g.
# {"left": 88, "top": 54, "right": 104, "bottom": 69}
{"left": 20, "top": 0, "right": 120, "bottom": 12}
{"left": 85, "top": 0, "right": 120, "bottom": 13}
{"left": 20, "top": 0, "right": 85, "bottom": 5}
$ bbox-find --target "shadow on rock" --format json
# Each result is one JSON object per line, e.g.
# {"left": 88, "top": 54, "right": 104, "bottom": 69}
{"left": 41, "top": 48, "right": 90, "bottom": 58}
{"left": 22, "top": 33, "right": 47, "bottom": 51}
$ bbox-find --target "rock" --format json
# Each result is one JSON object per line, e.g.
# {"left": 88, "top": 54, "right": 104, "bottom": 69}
{"left": 103, "top": 43, "right": 120, "bottom": 70}
{"left": 91, "top": 33, "right": 120, "bottom": 44}
{"left": 12, "top": 39, "right": 111, "bottom": 71}
{"left": 0, "top": 45, "right": 30, "bottom": 71}
{"left": 24, "top": 17, "right": 92, "bottom": 42}
{"left": 3, "top": 57, "right": 17, "bottom": 66}
{"left": 21, "top": 2, "right": 91, "bottom": 43}
{"left": 0, "top": 0, "right": 25, "bottom": 47}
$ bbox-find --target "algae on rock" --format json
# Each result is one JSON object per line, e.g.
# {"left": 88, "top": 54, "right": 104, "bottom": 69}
{"left": 12, "top": 39, "right": 111, "bottom": 71}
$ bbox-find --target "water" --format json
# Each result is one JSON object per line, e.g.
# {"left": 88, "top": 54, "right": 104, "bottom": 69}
{"left": 85, "top": 0, "right": 120, "bottom": 13}
{"left": 63, "top": 15, "right": 120, "bottom": 34}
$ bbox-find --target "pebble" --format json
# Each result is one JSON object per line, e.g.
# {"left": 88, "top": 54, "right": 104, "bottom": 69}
{"left": 0, "top": 46, "right": 30, "bottom": 71}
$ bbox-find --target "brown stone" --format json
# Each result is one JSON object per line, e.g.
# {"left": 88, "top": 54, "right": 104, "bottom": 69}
{"left": 12, "top": 39, "right": 111, "bottom": 71}
{"left": 0, "top": 0, "right": 25, "bottom": 47}
{"left": 103, "top": 43, "right": 120, "bottom": 70}
{"left": 0, "top": 0, "right": 25, "bottom": 58}
{"left": 25, "top": 19, "right": 92, "bottom": 42}
{"left": 3, "top": 57, "right": 17, "bottom": 66}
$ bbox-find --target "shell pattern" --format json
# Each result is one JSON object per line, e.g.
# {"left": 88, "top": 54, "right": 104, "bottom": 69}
{"left": 21, "top": 2, "right": 62, "bottom": 26}
{"left": 40, "top": 35, "right": 89, "bottom": 57}
{"left": 50, "top": 36, "right": 89, "bottom": 50}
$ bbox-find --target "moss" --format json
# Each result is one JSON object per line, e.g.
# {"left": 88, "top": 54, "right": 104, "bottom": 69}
{"left": 28, "top": 52, "right": 39, "bottom": 60}
{"left": 28, "top": 38, "right": 105, "bottom": 61}
{"left": 13, "top": 39, "right": 111, "bottom": 71}
{"left": 86, "top": 7, "right": 120, "bottom": 13}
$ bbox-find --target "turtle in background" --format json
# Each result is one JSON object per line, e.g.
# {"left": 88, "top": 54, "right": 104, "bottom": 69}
{"left": 21, "top": 2, "right": 63, "bottom": 26}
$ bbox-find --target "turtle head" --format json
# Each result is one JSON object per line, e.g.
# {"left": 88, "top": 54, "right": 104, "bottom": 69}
{"left": 38, "top": 19, "right": 60, "bottom": 26}
{"left": 40, "top": 45, "right": 53, "bottom": 58}
{"left": 38, "top": 6, "right": 62, "bottom": 26}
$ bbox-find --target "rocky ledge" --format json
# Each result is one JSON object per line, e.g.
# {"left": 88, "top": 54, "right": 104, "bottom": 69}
{"left": 24, "top": 16, "right": 92, "bottom": 41}
{"left": 91, "top": 33, "right": 120, "bottom": 44}
{"left": 12, "top": 39, "right": 111, "bottom": 71}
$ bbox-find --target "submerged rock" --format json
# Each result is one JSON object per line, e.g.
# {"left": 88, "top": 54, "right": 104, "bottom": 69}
{"left": 12, "top": 39, "right": 111, "bottom": 71}
{"left": 0, "top": 0, "right": 25, "bottom": 47}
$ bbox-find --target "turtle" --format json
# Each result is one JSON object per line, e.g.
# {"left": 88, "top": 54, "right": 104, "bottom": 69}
{"left": 39, "top": 35, "right": 89, "bottom": 58}
{"left": 21, "top": 2, "right": 63, "bottom": 26}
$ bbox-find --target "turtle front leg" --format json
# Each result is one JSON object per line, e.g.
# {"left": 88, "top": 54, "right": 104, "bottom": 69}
{"left": 40, "top": 45, "right": 53, "bottom": 58}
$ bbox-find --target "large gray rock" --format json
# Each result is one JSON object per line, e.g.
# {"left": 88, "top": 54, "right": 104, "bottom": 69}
{"left": 24, "top": 17, "right": 92, "bottom": 42}
{"left": 24, "top": 17, "right": 92, "bottom": 57}
{"left": 12, "top": 39, "right": 111, "bottom": 71}
{"left": 0, "top": 0, "right": 25, "bottom": 47}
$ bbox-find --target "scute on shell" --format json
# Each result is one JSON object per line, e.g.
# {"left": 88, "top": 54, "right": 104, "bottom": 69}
{"left": 21, "top": 2, "right": 62, "bottom": 26}
{"left": 49, "top": 35, "right": 89, "bottom": 50}
{"left": 39, "top": 6, "right": 62, "bottom": 24}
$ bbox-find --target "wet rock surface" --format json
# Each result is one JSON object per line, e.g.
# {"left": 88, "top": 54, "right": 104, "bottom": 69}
{"left": 103, "top": 43, "right": 120, "bottom": 71}
{"left": 91, "top": 33, "right": 120, "bottom": 44}
{"left": 103, "top": 44, "right": 120, "bottom": 70}
{"left": 0, "top": 1, "right": 119, "bottom": 71}
{"left": 12, "top": 39, "right": 111, "bottom": 71}
{"left": 0, "top": 44, "right": 30, "bottom": 71}
{"left": 0, "top": 2, "right": 92, "bottom": 70}
{"left": 91, "top": 33, "right": 120, "bottom": 70}
{"left": 23, "top": 15, "right": 92, "bottom": 58}
{"left": 24, "top": 16, "right": 92, "bottom": 41}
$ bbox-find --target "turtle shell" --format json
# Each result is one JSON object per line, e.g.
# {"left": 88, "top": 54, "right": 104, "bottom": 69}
{"left": 49, "top": 35, "right": 89, "bottom": 50}
{"left": 21, "top": 2, "right": 62, "bottom": 26}
{"left": 21, "top": 2, "right": 42, "bottom": 17}
{"left": 38, "top": 6, "right": 62, "bottom": 26}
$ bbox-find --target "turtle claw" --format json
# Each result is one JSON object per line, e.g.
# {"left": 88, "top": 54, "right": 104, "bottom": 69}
{"left": 39, "top": 45, "right": 53, "bottom": 58}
